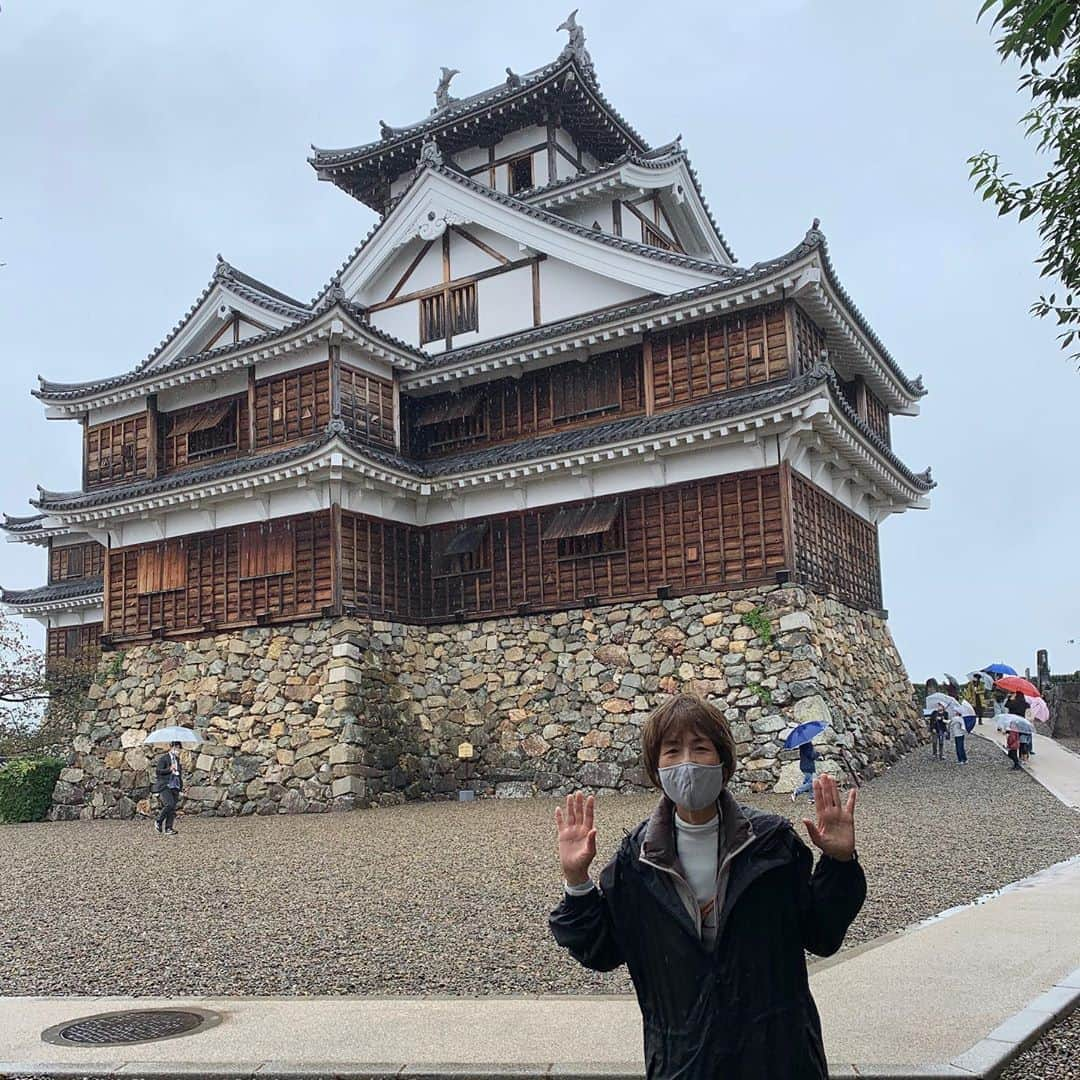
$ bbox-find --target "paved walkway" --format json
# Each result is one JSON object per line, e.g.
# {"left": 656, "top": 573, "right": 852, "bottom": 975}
{"left": 3, "top": 736, "right": 1079, "bottom": 1079}
{"left": 972, "top": 725, "right": 1080, "bottom": 810}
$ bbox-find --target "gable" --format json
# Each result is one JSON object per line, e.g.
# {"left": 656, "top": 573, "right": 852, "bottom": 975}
{"left": 362, "top": 222, "right": 650, "bottom": 353}
{"left": 335, "top": 166, "right": 725, "bottom": 314}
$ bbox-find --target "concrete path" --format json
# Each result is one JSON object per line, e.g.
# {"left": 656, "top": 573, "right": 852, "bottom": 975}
{"left": 972, "top": 726, "right": 1080, "bottom": 810}
{"left": 2, "top": 855, "right": 1079, "bottom": 1077}
{"left": 3, "top": 733, "right": 1079, "bottom": 1079}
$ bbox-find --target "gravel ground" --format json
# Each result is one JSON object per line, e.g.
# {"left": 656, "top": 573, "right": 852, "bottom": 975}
{"left": 999, "top": 1005, "right": 1080, "bottom": 1080}
{"left": 1056, "top": 735, "right": 1080, "bottom": 755}
{"left": 1, "top": 734, "right": 1078, "bottom": 997}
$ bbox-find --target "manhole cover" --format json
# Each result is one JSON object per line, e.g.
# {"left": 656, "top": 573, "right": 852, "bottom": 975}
{"left": 41, "top": 1007, "right": 221, "bottom": 1047}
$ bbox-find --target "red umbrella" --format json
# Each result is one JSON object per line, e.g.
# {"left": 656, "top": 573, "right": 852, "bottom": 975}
{"left": 995, "top": 676, "right": 1041, "bottom": 698}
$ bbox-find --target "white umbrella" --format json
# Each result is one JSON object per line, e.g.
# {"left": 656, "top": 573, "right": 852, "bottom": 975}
{"left": 143, "top": 726, "right": 203, "bottom": 746}
{"left": 924, "top": 692, "right": 963, "bottom": 716}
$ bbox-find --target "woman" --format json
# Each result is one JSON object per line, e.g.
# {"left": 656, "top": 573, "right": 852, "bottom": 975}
{"left": 549, "top": 693, "right": 864, "bottom": 1079}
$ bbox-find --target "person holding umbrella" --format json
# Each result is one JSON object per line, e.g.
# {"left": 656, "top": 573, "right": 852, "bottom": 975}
{"left": 145, "top": 726, "right": 201, "bottom": 836}
{"left": 789, "top": 725, "right": 825, "bottom": 803}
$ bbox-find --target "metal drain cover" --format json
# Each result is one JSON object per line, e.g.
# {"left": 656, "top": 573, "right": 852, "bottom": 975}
{"left": 42, "top": 1007, "right": 221, "bottom": 1047}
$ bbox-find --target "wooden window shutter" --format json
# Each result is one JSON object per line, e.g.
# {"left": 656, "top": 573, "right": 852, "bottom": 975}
{"left": 137, "top": 547, "right": 163, "bottom": 594}
{"left": 267, "top": 524, "right": 294, "bottom": 575}
{"left": 161, "top": 540, "right": 186, "bottom": 591}
{"left": 240, "top": 526, "right": 265, "bottom": 579}
{"left": 67, "top": 546, "right": 85, "bottom": 578}
{"left": 240, "top": 523, "right": 293, "bottom": 578}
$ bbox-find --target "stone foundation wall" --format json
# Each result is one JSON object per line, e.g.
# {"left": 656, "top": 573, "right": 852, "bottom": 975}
{"left": 52, "top": 584, "right": 921, "bottom": 819}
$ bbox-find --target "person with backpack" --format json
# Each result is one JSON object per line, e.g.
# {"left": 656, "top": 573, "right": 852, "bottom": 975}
{"left": 549, "top": 693, "right": 864, "bottom": 1079}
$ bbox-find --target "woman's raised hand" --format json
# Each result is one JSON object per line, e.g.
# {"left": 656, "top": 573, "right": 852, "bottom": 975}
{"left": 555, "top": 792, "right": 597, "bottom": 885}
{"left": 803, "top": 774, "right": 857, "bottom": 861}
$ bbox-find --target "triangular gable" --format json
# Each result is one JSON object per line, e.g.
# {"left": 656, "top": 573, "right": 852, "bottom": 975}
{"left": 335, "top": 165, "right": 728, "bottom": 306}
{"left": 140, "top": 259, "right": 309, "bottom": 375}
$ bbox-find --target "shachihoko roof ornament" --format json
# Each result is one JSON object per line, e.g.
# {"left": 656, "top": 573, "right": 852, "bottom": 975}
{"left": 557, "top": 10, "right": 595, "bottom": 81}
{"left": 433, "top": 67, "right": 460, "bottom": 113}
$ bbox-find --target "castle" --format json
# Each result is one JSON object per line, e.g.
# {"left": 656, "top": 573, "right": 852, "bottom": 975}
{"left": 3, "top": 15, "right": 930, "bottom": 817}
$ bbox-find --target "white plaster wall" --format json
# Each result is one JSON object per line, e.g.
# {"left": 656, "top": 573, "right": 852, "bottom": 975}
{"left": 339, "top": 344, "right": 394, "bottom": 381}
{"left": 371, "top": 303, "right": 422, "bottom": 351}
{"left": 454, "top": 146, "right": 488, "bottom": 174}
{"left": 390, "top": 169, "right": 418, "bottom": 199}
{"left": 51, "top": 531, "right": 96, "bottom": 549}
{"left": 358, "top": 239, "right": 444, "bottom": 306}
{"left": 49, "top": 607, "right": 103, "bottom": 628}
{"left": 474, "top": 265, "right": 533, "bottom": 340}
{"left": 254, "top": 344, "right": 328, "bottom": 381}
{"left": 562, "top": 197, "right": 616, "bottom": 234}
{"left": 157, "top": 370, "right": 248, "bottom": 413}
{"left": 539, "top": 258, "right": 647, "bottom": 324}
{"left": 88, "top": 399, "right": 148, "bottom": 426}
{"left": 236, "top": 317, "right": 266, "bottom": 340}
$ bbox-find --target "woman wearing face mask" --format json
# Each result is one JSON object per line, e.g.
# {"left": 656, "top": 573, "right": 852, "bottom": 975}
{"left": 549, "top": 693, "right": 864, "bottom": 1080}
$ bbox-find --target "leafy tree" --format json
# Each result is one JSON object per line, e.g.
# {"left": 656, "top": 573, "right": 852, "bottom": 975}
{"left": 969, "top": 0, "right": 1080, "bottom": 362}
{"left": 0, "top": 612, "right": 91, "bottom": 758}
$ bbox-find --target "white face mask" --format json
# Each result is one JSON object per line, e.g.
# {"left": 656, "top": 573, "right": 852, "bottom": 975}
{"left": 658, "top": 761, "right": 726, "bottom": 810}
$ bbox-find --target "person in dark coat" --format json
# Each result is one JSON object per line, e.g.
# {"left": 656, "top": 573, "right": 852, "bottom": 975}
{"left": 791, "top": 740, "right": 822, "bottom": 802}
{"left": 549, "top": 693, "right": 864, "bottom": 1080}
{"left": 152, "top": 741, "right": 184, "bottom": 835}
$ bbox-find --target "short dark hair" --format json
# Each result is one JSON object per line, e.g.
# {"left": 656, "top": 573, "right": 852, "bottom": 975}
{"left": 170, "top": 741, "right": 182, "bottom": 749}
{"left": 640, "top": 693, "right": 738, "bottom": 788}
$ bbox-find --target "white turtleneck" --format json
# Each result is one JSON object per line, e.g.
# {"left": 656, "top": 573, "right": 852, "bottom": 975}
{"left": 674, "top": 810, "right": 721, "bottom": 946}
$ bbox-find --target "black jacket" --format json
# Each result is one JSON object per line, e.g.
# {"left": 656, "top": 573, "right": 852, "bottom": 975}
{"left": 549, "top": 789, "right": 866, "bottom": 1080}
{"left": 152, "top": 752, "right": 183, "bottom": 795}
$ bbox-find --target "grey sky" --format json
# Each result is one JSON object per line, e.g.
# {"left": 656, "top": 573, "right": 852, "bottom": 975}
{"left": 1, "top": 0, "right": 1076, "bottom": 682}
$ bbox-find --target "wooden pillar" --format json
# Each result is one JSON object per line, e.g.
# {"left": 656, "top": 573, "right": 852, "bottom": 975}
{"left": 329, "top": 343, "right": 341, "bottom": 418}
{"left": 855, "top": 377, "right": 868, "bottom": 421}
{"left": 102, "top": 535, "right": 111, "bottom": 636}
{"left": 783, "top": 299, "right": 797, "bottom": 375}
{"left": 643, "top": 333, "right": 655, "bottom": 416}
{"left": 329, "top": 502, "right": 343, "bottom": 616}
{"left": 80, "top": 416, "right": 89, "bottom": 491}
{"left": 546, "top": 113, "right": 558, "bottom": 185}
{"left": 246, "top": 366, "right": 257, "bottom": 450}
{"left": 778, "top": 460, "right": 796, "bottom": 583}
{"left": 612, "top": 200, "right": 622, "bottom": 237}
{"left": 531, "top": 259, "right": 542, "bottom": 327}
{"left": 145, "top": 394, "right": 159, "bottom": 480}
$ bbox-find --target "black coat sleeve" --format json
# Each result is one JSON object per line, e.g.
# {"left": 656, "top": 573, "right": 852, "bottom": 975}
{"left": 794, "top": 836, "right": 866, "bottom": 957}
{"left": 547, "top": 852, "right": 625, "bottom": 973}
{"left": 155, "top": 754, "right": 172, "bottom": 779}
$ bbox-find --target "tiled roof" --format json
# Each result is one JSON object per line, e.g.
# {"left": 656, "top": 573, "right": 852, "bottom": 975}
{"left": 35, "top": 301, "right": 426, "bottom": 404}
{"left": 0, "top": 513, "right": 49, "bottom": 534}
{"left": 32, "top": 439, "right": 330, "bottom": 512}
{"left": 519, "top": 141, "right": 737, "bottom": 264}
{"left": 1, "top": 576, "right": 103, "bottom": 606}
{"left": 30, "top": 373, "right": 932, "bottom": 514}
{"left": 309, "top": 53, "right": 648, "bottom": 175}
{"left": 132, "top": 256, "right": 311, "bottom": 376}
{"left": 412, "top": 231, "right": 817, "bottom": 374}
{"left": 429, "top": 163, "right": 729, "bottom": 275}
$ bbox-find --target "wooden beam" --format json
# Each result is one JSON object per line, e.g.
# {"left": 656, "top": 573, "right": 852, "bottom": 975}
{"left": 247, "top": 366, "right": 257, "bottom": 450}
{"left": 366, "top": 255, "right": 542, "bottom": 312}
{"left": 385, "top": 240, "right": 433, "bottom": 303}
{"left": 330, "top": 502, "right": 343, "bottom": 616}
{"left": 488, "top": 144, "right": 496, "bottom": 188}
{"left": 450, "top": 224, "right": 509, "bottom": 265}
{"left": 611, "top": 199, "right": 622, "bottom": 237}
{"left": 546, "top": 115, "right": 558, "bottom": 185}
{"left": 145, "top": 394, "right": 159, "bottom": 480}
{"left": 643, "top": 333, "right": 655, "bottom": 416}
{"left": 531, "top": 259, "right": 542, "bottom": 327}
{"left": 102, "top": 536, "right": 111, "bottom": 636}
{"left": 329, "top": 342, "right": 341, "bottom": 418}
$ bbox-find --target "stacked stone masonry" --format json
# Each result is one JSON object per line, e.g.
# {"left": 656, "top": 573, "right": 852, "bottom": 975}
{"left": 51, "top": 585, "right": 921, "bottom": 819}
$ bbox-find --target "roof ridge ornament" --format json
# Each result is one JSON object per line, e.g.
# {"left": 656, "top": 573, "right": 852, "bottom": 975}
{"left": 213, "top": 254, "right": 234, "bottom": 282}
{"left": 433, "top": 67, "right": 460, "bottom": 113}
{"left": 418, "top": 137, "right": 444, "bottom": 167}
{"left": 804, "top": 217, "right": 826, "bottom": 246}
{"left": 324, "top": 418, "right": 347, "bottom": 438}
{"left": 505, "top": 67, "right": 522, "bottom": 87}
{"left": 557, "top": 9, "right": 595, "bottom": 80}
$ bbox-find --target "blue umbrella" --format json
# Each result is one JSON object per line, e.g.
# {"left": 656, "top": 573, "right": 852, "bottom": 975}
{"left": 784, "top": 721, "right": 827, "bottom": 750}
{"left": 984, "top": 663, "right": 1017, "bottom": 676}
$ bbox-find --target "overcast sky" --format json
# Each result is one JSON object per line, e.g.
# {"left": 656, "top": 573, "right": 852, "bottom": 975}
{"left": 1, "top": 0, "right": 1076, "bottom": 682}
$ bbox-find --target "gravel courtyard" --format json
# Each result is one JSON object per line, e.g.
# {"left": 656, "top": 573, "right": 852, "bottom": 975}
{"left": 2, "top": 733, "right": 1078, "bottom": 997}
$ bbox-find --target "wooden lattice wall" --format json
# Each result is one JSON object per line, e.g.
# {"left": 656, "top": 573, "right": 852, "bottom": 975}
{"left": 790, "top": 472, "right": 882, "bottom": 610}
{"left": 49, "top": 541, "right": 105, "bottom": 583}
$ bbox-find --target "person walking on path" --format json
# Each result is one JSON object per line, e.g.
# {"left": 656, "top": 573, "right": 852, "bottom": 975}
{"left": 929, "top": 705, "right": 948, "bottom": 760}
{"left": 1006, "top": 726, "right": 1023, "bottom": 770}
{"left": 791, "top": 740, "right": 822, "bottom": 802}
{"left": 152, "top": 741, "right": 184, "bottom": 835}
{"left": 549, "top": 693, "right": 864, "bottom": 1080}
{"left": 948, "top": 712, "right": 968, "bottom": 764}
